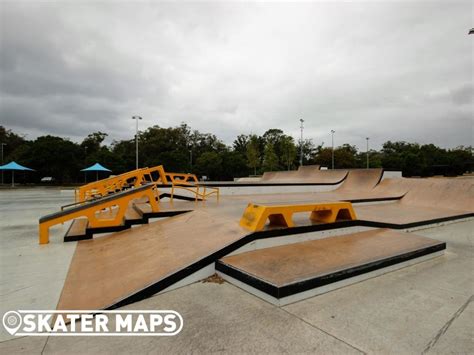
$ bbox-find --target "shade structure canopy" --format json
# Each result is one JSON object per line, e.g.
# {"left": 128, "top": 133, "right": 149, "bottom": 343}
{"left": 81, "top": 163, "right": 112, "bottom": 182}
{"left": 81, "top": 163, "right": 112, "bottom": 172}
{"left": 0, "top": 161, "right": 35, "bottom": 187}
{"left": 0, "top": 161, "right": 34, "bottom": 171}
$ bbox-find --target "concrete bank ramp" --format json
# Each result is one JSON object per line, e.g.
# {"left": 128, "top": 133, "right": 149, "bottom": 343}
{"left": 355, "top": 178, "right": 474, "bottom": 226}
{"left": 57, "top": 208, "right": 247, "bottom": 311}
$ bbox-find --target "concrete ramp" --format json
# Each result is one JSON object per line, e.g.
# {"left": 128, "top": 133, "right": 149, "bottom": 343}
{"left": 57, "top": 208, "right": 248, "bottom": 311}
{"left": 355, "top": 178, "right": 474, "bottom": 227}
{"left": 297, "top": 165, "right": 320, "bottom": 172}
{"left": 336, "top": 168, "right": 384, "bottom": 192}
{"left": 261, "top": 171, "right": 301, "bottom": 181}
{"left": 400, "top": 178, "right": 473, "bottom": 210}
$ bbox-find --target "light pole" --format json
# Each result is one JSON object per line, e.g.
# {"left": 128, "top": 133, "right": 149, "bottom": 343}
{"left": 132, "top": 116, "right": 142, "bottom": 170}
{"left": 331, "top": 130, "right": 335, "bottom": 169}
{"left": 299, "top": 119, "right": 304, "bottom": 167}
{"left": 1, "top": 143, "right": 6, "bottom": 184}
{"left": 366, "top": 137, "right": 370, "bottom": 169}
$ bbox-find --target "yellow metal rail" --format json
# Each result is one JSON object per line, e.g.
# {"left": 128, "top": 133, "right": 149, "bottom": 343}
{"left": 170, "top": 182, "right": 220, "bottom": 202}
{"left": 39, "top": 184, "right": 160, "bottom": 244}
{"left": 239, "top": 202, "right": 357, "bottom": 232}
{"left": 76, "top": 165, "right": 220, "bottom": 203}
{"left": 75, "top": 168, "right": 155, "bottom": 202}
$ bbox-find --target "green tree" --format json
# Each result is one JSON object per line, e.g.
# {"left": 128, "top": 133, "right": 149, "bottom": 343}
{"left": 262, "top": 143, "right": 278, "bottom": 171}
{"left": 298, "top": 139, "right": 318, "bottom": 166}
{"left": 81, "top": 132, "right": 108, "bottom": 156}
{"left": 448, "top": 146, "right": 473, "bottom": 175}
{"left": 195, "top": 151, "right": 222, "bottom": 180}
{"left": 280, "top": 136, "right": 297, "bottom": 170}
{"left": 111, "top": 139, "right": 136, "bottom": 173}
{"left": 18, "top": 135, "right": 83, "bottom": 183}
{"left": 246, "top": 135, "right": 260, "bottom": 175}
{"left": 233, "top": 134, "right": 249, "bottom": 155}
{"left": 221, "top": 150, "right": 248, "bottom": 180}
{"left": 0, "top": 125, "right": 27, "bottom": 163}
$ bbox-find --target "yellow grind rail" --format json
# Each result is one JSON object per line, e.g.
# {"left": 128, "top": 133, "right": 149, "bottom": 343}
{"left": 157, "top": 166, "right": 219, "bottom": 201}
{"left": 39, "top": 184, "right": 160, "bottom": 244}
{"left": 239, "top": 202, "right": 357, "bottom": 232}
{"left": 170, "top": 182, "right": 220, "bottom": 202}
{"left": 75, "top": 167, "right": 157, "bottom": 202}
{"left": 76, "top": 165, "right": 219, "bottom": 203}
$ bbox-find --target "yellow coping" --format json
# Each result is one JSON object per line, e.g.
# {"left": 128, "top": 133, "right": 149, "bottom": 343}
{"left": 39, "top": 186, "right": 160, "bottom": 245}
{"left": 239, "top": 202, "right": 357, "bottom": 232}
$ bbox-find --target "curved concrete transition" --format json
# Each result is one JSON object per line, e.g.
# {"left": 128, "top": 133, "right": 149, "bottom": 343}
{"left": 260, "top": 168, "right": 348, "bottom": 184}
{"left": 336, "top": 168, "right": 383, "bottom": 192}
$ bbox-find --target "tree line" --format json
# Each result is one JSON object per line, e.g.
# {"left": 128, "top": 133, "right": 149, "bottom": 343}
{"left": 0, "top": 124, "right": 471, "bottom": 184}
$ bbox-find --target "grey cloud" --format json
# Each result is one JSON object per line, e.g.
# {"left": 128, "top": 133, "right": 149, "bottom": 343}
{"left": 0, "top": 1, "right": 472, "bottom": 150}
{"left": 451, "top": 84, "right": 474, "bottom": 105}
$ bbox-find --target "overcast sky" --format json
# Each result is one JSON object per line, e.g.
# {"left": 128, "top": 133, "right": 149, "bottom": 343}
{"left": 0, "top": 0, "right": 472, "bottom": 150}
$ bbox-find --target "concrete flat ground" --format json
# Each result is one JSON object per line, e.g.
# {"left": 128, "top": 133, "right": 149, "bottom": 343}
{"left": 0, "top": 188, "right": 473, "bottom": 354}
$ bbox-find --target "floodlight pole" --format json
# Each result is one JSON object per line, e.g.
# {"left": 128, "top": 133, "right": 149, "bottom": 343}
{"left": 299, "top": 119, "right": 304, "bottom": 167}
{"left": 331, "top": 130, "right": 335, "bottom": 169}
{"left": 132, "top": 116, "right": 142, "bottom": 170}
{"left": 366, "top": 137, "right": 370, "bottom": 169}
{"left": 1, "top": 143, "right": 6, "bottom": 184}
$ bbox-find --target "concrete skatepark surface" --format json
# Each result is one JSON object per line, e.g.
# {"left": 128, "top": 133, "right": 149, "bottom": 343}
{"left": 1, "top": 173, "right": 473, "bottom": 354}
{"left": 52, "top": 174, "right": 471, "bottom": 313}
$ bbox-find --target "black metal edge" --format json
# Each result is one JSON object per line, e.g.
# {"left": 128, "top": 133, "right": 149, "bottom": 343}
{"left": 346, "top": 196, "right": 403, "bottom": 203}
{"left": 278, "top": 242, "right": 446, "bottom": 298}
{"left": 64, "top": 234, "right": 93, "bottom": 242}
{"left": 375, "top": 168, "right": 385, "bottom": 186}
{"left": 86, "top": 224, "right": 130, "bottom": 235}
{"left": 159, "top": 193, "right": 203, "bottom": 202}
{"left": 124, "top": 218, "right": 148, "bottom": 227}
{"left": 142, "top": 210, "right": 192, "bottom": 219}
{"left": 63, "top": 220, "right": 91, "bottom": 242}
{"left": 216, "top": 242, "right": 446, "bottom": 300}
{"left": 153, "top": 179, "right": 347, "bottom": 188}
{"left": 40, "top": 184, "right": 154, "bottom": 223}
{"left": 101, "top": 212, "right": 470, "bottom": 310}
{"left": 357, "top": 213, "right": 474, "bottom": 230}
{"left": 105, "top": 232, "right": 259, "bottom": 310}
{"left": 215, "top": 261, "right": 280, "bottom": 297}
